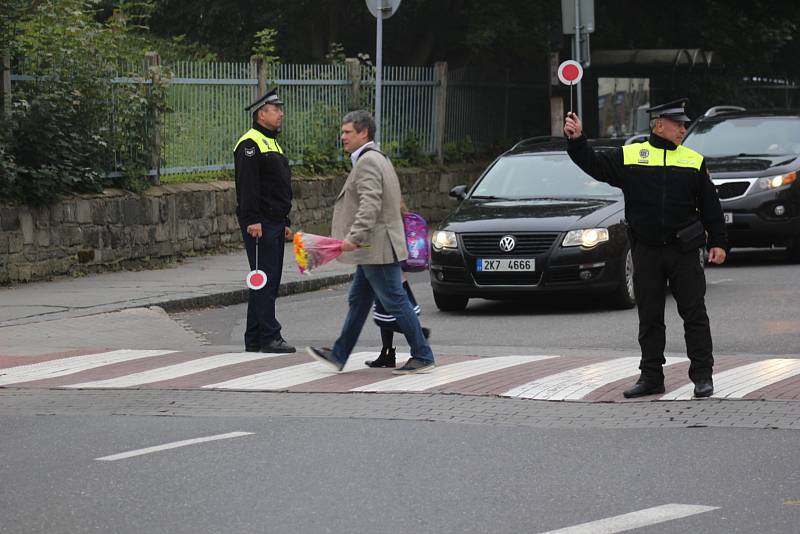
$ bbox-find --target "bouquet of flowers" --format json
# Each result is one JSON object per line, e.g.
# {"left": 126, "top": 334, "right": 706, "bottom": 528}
{"left": 293, "top": 232, "right": 345, "bottom": 274}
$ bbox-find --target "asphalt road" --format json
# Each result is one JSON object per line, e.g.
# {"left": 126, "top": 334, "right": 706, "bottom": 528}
{"left": 175, "top": 247, "right": 800, "bottom": 358}
{"left": 3, "top": 248, "right": 799, "bottom": 534}
{"left": 2, "top": 413, "right": 799, "bottom": 534}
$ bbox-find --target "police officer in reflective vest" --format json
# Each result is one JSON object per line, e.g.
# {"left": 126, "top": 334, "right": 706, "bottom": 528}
{"left": 564, "top": 98, "right": 728, "bottom": 398}
{"left": 234, "top": 88, "right": 295, "bottom": 353}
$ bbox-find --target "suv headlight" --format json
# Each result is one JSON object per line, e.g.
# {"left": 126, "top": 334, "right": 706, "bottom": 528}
{"left": 562, "top": 228, "right": 610, "bottom": 248}
{"left": 757, "top": 171, "right": 796, "bottom": 190}
{"left": 432, "top": 230, "right": 458, "bottom": 250}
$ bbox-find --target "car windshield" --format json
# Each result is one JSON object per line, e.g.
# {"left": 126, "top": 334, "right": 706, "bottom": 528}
{"left": 470, "top": 154, "right": 621, "bottom": 199}
{"left": 683, "top": 117, "right": 800, "bottom": 157}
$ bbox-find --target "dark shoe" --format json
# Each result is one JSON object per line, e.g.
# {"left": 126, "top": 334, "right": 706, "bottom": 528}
{"left": 245, "top": 345, "right": 261, "bottom": 353}
{"left": 366, "top": 347, "right": 396, "bottom": 368}
{"left": 262, "top": 337, "right": 296, "bottom": 353}
{"left": 693, "top": 379, "right": 714, "bottom": 398}
{"left": 623, "top": 381, "right": 665, "bottom": 398}
{"left": 422, "top": 327, "right": 431, "bottom": 340}
{"left": 306, "top": 346, "right": 345, "bottom": 372}
{"left": 392, "top": 357, "right": 436, "bottom": 375}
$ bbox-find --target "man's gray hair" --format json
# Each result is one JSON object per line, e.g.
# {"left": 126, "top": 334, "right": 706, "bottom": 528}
{"left": 342, "top": 110, "right": 376, "bottom": 140}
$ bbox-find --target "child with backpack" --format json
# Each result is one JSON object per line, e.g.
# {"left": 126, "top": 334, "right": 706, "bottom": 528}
{"left": 365, "top": 203, "right": 431, "bottom": 368}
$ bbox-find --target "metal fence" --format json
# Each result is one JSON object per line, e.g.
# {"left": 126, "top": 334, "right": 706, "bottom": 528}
{"left": 8, "top": 58, "right": 548, "bottom": 176}
{"left": 447, "top": 68, "right": 549, "bottom": 149}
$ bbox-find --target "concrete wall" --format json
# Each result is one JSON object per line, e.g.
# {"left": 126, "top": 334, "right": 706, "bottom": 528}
{"left": 0, "top": 165, "right": 482, "bottom": 283}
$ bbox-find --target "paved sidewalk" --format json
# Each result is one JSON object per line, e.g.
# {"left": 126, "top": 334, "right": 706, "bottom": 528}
{"left": 0, "top": 243, "right": 354, "bottom": 327}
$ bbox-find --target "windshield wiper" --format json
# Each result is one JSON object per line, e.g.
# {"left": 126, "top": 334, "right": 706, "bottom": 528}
{"left": 709, "top": 153, "right": 784, "bottom": 158}
{"left": 515, "top": 196, "right": 583, "bottom": 201}
{"left": 470, "top": 195, "right": 508, "bottom": 200}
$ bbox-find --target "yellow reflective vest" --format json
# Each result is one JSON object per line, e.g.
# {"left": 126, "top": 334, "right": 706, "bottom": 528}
{"left": 234, "top": 128, "right": 284, "bottom": 155}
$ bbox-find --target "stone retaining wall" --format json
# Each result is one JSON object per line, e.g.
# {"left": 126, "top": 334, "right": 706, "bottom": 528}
{"left": 0, "top": 165, "right": 482, "bottom": 283}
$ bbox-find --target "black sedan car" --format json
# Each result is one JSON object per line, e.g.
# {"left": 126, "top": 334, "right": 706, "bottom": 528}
{"left": 682, "top": 108, "right": 800, "bottom": 261}
{"left": 429, "top": 138, "right": 634, "bottom": 311}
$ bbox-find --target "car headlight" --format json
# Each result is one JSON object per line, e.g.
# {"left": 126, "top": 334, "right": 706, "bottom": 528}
{"left": 757, "top": 171, "right": 796, "bottom": 190}
{"left": 432, "top": 230, "right": 458, "bottom": 250}
{"left": 562, "top": 228, "right": 610, "bottom": 248}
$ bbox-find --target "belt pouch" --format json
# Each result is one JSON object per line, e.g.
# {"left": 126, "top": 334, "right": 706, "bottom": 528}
{"left": 676, "top": 220, "right": 706, "bottom": 252}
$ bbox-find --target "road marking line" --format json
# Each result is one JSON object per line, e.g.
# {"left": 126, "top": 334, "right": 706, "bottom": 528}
{"left": 502, "top": 357, "right": 683, "bottom": 400}
{"left": 708, "top": 278, "right": 734, "bottom": 285}
{"left": 536, "top": 503, "right": 718, "bottom": 533}
{"left": 95, "top": 431, "right": 254, "bottom": 461}
{"left": 204, "top": 352, "right": 377, "bottom": 390}
{"left": 352, "top": 355, "right": 558, "bottom": 392}
{"left": 65, "top": 352, "right": 281, "bottom": 388}
{"left": 0, "top": 350, "right": 177, "bottom": 386}
{"left": 661, "top": 359, "right": 800, "bottom": 400}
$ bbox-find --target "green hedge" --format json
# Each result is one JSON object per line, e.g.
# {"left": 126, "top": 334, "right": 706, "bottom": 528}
{"left": 0, "top": 0, "right": 169, "bottom": 206}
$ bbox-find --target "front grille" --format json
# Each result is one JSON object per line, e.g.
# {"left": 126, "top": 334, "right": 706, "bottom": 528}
{"left": 473, "top": 271, "right": 543, "bottom": 286}
{"left": 716, "top": 181, "right": 750, "bottom": 199}
{"left": 461, "top": 232, "right": 559, "bottom": 255}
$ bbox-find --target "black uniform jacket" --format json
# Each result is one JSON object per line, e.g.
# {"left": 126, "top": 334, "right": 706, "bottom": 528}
{"left": 567, "top": 133, "right": 728, "bottom": 250}
{"left": 234, "top": 123, "right": 292, "bottom": 227}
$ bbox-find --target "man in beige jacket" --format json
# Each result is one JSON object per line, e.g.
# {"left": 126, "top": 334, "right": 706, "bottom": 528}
{"left": 307, "top": 110, "right": 435, "bottom": 374}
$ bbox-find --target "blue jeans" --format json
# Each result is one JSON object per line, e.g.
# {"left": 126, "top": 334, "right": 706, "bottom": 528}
{"left": 332, "top": 263, "right": 434, "bottom": 365}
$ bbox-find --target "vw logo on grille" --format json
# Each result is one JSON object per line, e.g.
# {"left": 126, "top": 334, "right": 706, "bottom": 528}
{"left": 499, "top": 235, "right": 516, "bottom": 252}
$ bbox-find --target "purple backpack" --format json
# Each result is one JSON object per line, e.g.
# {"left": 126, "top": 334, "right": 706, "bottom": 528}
{"left": 401, "top": 212, "right": 429, "bottom": 272}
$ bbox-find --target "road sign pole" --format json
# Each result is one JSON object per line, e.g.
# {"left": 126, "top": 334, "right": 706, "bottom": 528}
{"left": 366, "top": 0, "right": 401, "bottom": 148}
{"left": 573, "top": 0, "right": 582, "bottom": 118}
{"left": 375, "top": 13, "right": 383, "bottom": 147}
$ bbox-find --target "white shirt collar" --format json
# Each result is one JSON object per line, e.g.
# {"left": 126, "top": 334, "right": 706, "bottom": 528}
{"left": 350, "top": 141, "right": 376, "bottom": 166}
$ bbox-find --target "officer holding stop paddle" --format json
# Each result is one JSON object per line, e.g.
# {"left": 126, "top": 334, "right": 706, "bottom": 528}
{"left": 563, "top": 99, "right": 728, "bottom": 399}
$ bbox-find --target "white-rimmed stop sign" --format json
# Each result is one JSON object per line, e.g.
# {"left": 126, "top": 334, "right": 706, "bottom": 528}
{"left": 557, "top": 60, "right": 583, "bottom": 85}
{"left": 246, "top": 269, "right": 267, "bottom": 290}
{"left": 246, "top": 236, "right": 268, "bottom": 290}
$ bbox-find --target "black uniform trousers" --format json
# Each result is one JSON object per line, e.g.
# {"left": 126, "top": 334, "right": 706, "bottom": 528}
{"left": 239, "top": 219, "right": 285, "bottom": 348}
{"left": 632, "top": 242, "right": 714, "bottom": 384}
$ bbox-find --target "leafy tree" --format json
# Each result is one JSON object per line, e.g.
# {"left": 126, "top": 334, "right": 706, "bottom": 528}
{"left": 252, "top": 27, "right": 280, "bottom": 63}
{"left": 2, "top": 0, "right": 171, "bottom": 205}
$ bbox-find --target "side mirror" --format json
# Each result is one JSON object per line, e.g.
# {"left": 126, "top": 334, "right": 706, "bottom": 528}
{"left": 449, "top": 185, "right": 467, "bottom": 201}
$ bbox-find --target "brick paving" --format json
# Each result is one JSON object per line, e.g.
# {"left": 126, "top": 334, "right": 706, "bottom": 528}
{"left": 1, "top": 388, "right": 799, "bottom": 430}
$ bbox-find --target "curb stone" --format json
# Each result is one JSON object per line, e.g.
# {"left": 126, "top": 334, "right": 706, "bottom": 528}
{"left": 158, "top": 273, "right": 353, "bottom": 313}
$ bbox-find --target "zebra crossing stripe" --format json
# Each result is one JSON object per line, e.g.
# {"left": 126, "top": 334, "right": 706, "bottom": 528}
{"left": 65, "top": 352, "right": 283, "bottom": 389}
{"left": 536, "top": 503, "right": 718, "bottom": 533}
{"left": 660, "top": 358, "right": 800, "bottom": 400}
{"left": 204, "top": 352, "right": 376, "bottom": 390}
{"left": 0, "top": 350, "right": 177, "bottom": 386}
{"left": 352, "top": 355, "right": 557, "bottom": 392}
{"left": 502, "top": 357, "right": 683, "bottom": 400}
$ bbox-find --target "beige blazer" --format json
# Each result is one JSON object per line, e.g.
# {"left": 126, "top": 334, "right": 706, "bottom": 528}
{"left": 331, "top": 149, "right": 408, "bottom": 265}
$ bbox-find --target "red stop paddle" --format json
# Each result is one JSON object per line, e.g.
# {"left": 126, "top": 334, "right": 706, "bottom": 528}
{"left": 246, "top": 237, "right": 268, "bottom": 290}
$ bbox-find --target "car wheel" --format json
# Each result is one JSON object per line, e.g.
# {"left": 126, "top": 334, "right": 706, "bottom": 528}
{"left": 610, "top": 246, "right": 636, "bottom": 309}
{"left": 433, "top": 290, "right": 468, "bottom": 312}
